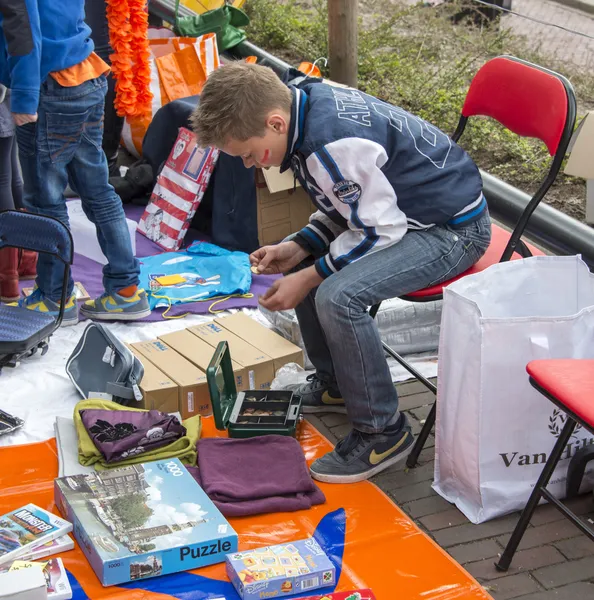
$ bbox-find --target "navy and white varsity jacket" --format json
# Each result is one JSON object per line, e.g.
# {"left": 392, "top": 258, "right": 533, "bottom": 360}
{"left": 282, "top": 81, "right": 485, "bottom": 279}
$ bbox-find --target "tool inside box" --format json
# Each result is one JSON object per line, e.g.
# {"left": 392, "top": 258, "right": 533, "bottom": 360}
{"left": 229, "top": 390, "right": 299, "bottom": 426}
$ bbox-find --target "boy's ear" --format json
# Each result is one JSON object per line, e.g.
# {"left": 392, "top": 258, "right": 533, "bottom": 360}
{"left": 267, "top": 113, "right": 288, "bottom": 134}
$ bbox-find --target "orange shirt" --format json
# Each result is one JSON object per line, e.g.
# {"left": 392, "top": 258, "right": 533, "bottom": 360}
{"left": 50, "top": 52, "right": 110, "bottom": 87}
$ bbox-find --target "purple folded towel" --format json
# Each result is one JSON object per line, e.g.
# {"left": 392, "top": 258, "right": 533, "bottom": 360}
{"left": 189, "top": 435, "right": 326, "bottom": 517}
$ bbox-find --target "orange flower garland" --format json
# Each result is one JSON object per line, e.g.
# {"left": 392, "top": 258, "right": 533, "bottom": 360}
{"left": 105, "top": 0, "right": 153, "bottom": 119}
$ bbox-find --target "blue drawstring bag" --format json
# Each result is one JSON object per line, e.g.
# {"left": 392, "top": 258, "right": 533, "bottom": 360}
{"left": 139, "top": 241, "right": 252, "bottom": 310}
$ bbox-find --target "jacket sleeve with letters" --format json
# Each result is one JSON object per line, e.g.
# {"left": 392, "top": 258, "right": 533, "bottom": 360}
{"left": 295, "top": 137, "right": 408, "bottom": 279}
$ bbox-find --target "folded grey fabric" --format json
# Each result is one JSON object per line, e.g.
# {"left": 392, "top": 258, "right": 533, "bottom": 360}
{"left": 54, "top": 417, "right": 94, "bottom": 478}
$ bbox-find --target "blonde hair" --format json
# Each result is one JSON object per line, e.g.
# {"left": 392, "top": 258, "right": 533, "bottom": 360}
{"left": 191, "top": 62, "right": 292, "bottom": 148}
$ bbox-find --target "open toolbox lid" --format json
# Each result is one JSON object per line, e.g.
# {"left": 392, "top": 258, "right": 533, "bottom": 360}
{"left": 206, "top": 341, "right": 237, "bottom": 430}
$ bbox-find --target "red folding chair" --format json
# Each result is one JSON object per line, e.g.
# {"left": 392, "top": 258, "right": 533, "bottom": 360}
{"left": 496, "top": 359, "right": 594, "bottom": 571}
{"left": 370, "top": 55, "right": 577, "bottom": 469}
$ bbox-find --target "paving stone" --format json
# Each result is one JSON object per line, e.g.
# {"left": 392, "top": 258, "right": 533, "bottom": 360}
{"left": 496, "top": 518, "right": 583, "bottom": 551}
{"left": 516, "top": 581, "right": 594, "bottom": 600}
{"left": 465, "top": 546, "right": 565, "bottom": 581}
{"left": 397, "top": 379, "right": 436, "bottom": 397}
{"left": 402, "top": 494, "right": 453, "bottom": 518}
{"left": 420, "top": 507, "right": 469, "bottom": 531}
{"left": 485, "top": 573, "right": 541, "bottom": 599}
{"left": 372, "top": 458, "right": 435, "bottom": 491}
{"left": 410, "top": 404, "right": 432, "bottom": 422}
{"left": 532, "top": 555, "right": 594, "bottom": 589}
{"left": 434, "top": 514, "right": 520, "bottom": 548}
{"left": 329, "top": 423, "right": 352, "bottom": 440}
{"left": 388, "top": 479, "right": 437, "bottom": 504}
{"left": 318, "top": 413, "right": 350, "bottom": 428}
{"left": 554, "top": 535, "right": 594, "bottom": 559}
{"left": 448, "top": 539, "right": 503, "bottom": 565}
{"left": 399, "top": 390, "right": 435, "bottom": 411}
{"left": 530, "top": 495, "right": 593, "bottom": 526}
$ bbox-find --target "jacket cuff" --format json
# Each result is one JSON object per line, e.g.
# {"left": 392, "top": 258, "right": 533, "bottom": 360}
{"left": 10, "top": 88, "right": 39, "bottom": 115}
{"left": 315, "top": 255, "right": 335, "bottom": 279}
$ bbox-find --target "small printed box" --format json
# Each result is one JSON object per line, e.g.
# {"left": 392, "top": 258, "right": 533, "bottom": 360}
{"left": 293, "top": 591, "right": 377, "bottom": 600}
{"left": 226, "top": 538, "right": 335, "bottom": 600}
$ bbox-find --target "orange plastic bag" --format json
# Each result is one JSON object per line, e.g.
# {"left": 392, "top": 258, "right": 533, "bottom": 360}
{"left": 121, "top": 33, "right": 220, "bottom": 157}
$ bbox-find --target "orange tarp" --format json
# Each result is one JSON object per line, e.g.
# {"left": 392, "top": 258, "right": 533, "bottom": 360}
{"left": 0, "top": 419, "right": 492, "bottom": 599}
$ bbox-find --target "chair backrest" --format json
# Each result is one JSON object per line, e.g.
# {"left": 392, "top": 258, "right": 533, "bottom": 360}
{"left": 0, "top": 211, "right": 73, "bottom": 265}
{"left": 460, "top": 56, "right": 572, "bottom": 156}
{"left": 452, "top": 55, "right": 577, "bottom": 262}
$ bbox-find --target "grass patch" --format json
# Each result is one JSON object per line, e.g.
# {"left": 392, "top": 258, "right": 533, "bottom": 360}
{"left": 245, "top": 0, "right": 594, "bottom": 221}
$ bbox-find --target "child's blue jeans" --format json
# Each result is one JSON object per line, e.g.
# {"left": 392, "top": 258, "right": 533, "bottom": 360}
{"left": 293, "top": 210, "right": 492, "bottom": 434}
{"left": 15, "top": 75, "right": 140, "bottom": 301}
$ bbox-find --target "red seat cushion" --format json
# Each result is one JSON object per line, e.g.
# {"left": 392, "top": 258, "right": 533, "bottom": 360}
{"left": 405, "top": 223, "right": 545, "bottom": 299}
{"left": 527, "top": 359, "right": 594, "bottom": 429}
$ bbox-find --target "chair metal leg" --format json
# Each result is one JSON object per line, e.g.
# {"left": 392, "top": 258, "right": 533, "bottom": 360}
{"left": 565, "top": 445, "right": 594, "bottom": 498}
{"left": 381, "top": 342, "right": 437, "bottom": 395}
{"left": 407, "top": 402, "right": 436, "bottom": 468}
{"left": 495, "top": 417, "right": 577, "bottom": 572}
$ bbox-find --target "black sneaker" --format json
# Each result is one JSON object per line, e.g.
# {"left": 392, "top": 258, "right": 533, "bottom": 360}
{"left": 309, "top": 416, "right": 414, "bottom": 483}
{"left": 286, "top": 373, "right": 346, "bottom": 414}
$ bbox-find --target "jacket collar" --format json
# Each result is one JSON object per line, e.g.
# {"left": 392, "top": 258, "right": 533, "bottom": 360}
{"left": 280, "top": 86, "right": 307, "bottom": 173}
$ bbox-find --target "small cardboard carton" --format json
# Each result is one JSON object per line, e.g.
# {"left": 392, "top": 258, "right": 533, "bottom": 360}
{"left": 158, "top": 329, "right": 248, "bottom": 391}
{"left": 130, "top": 340, "right": 211, "bottom": 418}
{"left": 126, "top": 344, "right": 179, "bottom": 414}
{"left": 188, "top": 322, "right": 275, "bottom": 390}
{"left": 215, "top": 313, "right": 303, "bottom": 373}
{"left": 226, "top": 537, "right": 336, "bottom": 600}
{"left": 564, "top": 111, "right": 594, "bottom": 224}
{"left": 256, "top": 167, "right": 317, "bottom": 245}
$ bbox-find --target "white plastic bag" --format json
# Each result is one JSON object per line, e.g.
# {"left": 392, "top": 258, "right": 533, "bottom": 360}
{"left": 433, "top": 255, "right": 594, "bottom": 523}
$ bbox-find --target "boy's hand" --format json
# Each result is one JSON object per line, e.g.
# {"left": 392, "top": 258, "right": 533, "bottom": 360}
{"left": 12, "top": 113, "right": 38, "bottom": 126}
{"left": 250, "top": 241, "right": 309, "bottom": 275}
{"left": 259, "top": 267, "right": 323, "bottom": 311}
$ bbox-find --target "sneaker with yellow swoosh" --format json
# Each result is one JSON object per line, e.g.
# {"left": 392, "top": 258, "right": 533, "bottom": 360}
{"left": 284, "top": 373, "right": 346, "bottom": 414}
{"left": 309, "top": 414, "right": 414, "bottom": 483}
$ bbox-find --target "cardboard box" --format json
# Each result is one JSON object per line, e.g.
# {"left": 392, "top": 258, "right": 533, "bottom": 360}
{"left": 126, "top": 344, "right": 179, "bottom": 414}
{"left": 130, "top": 340, "right": 211, "bottom": 418}
{"left": 564, "top": 111, "right": 594, "bottom": 224}
{"left": 158, "top": 329, "right": 248, "bottom": 391}
{"left": 256, "top": 167, "right": 317, "bottom": 245}
{"left": 55, "top": 459, "right": 237, "bottom": 586}
{"left": 215, "top": 313, "right": 303, "bottom": 374}
{"left": 226, "top": 538, "right": 336, "bottom": 600}
{"left": 188, "top": 322, "right": 275, "bottom": 390}
{"left": 0, "top": 568, "right": 47, "bottom": 600}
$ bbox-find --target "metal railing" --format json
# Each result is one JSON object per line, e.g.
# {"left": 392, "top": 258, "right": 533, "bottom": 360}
{"left": 149, "top": 0, "right": 594, "bottom": 269}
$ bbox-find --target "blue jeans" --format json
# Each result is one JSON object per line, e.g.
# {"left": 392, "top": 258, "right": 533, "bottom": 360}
{"left": 15, "top": 75, "right": 140, "bottom": 301}
{"left": 293, "top": 211, "right": 492, "bottom": 434}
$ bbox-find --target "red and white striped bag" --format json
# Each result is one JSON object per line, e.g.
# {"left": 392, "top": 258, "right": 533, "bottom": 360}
{"left": 137, "top": 127, "right": 219, "bottom": 251}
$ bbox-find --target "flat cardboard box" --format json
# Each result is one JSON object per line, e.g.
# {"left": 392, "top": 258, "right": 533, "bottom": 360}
{"left": 256, "top": 167, "right": 317, "bottom": 245}
{"left": 188, "top": 322, "right": 275, "bottom": 390}
{"left": 130, "top": 340, "right": 212, "bottom": 418}
{"left": 215, "top": 312, "right": 303, "bottom": 374}
{"left": 126, "top": 344, "right": 179, "bottom": 413}
{"left": 158, "top": 329, "right": 248, "bottom": 391}
{"left": 0, "top": 568, "right": 47, "bottom": 600}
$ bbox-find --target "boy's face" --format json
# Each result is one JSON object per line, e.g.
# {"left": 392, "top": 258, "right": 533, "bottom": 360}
{"left": 221, "top": 111, "right": 289, "bottom": 170}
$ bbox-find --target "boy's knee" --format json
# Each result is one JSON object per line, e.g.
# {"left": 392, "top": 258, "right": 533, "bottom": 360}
{"left": 315, "top": 279, "right": 349, "bottom": 321}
